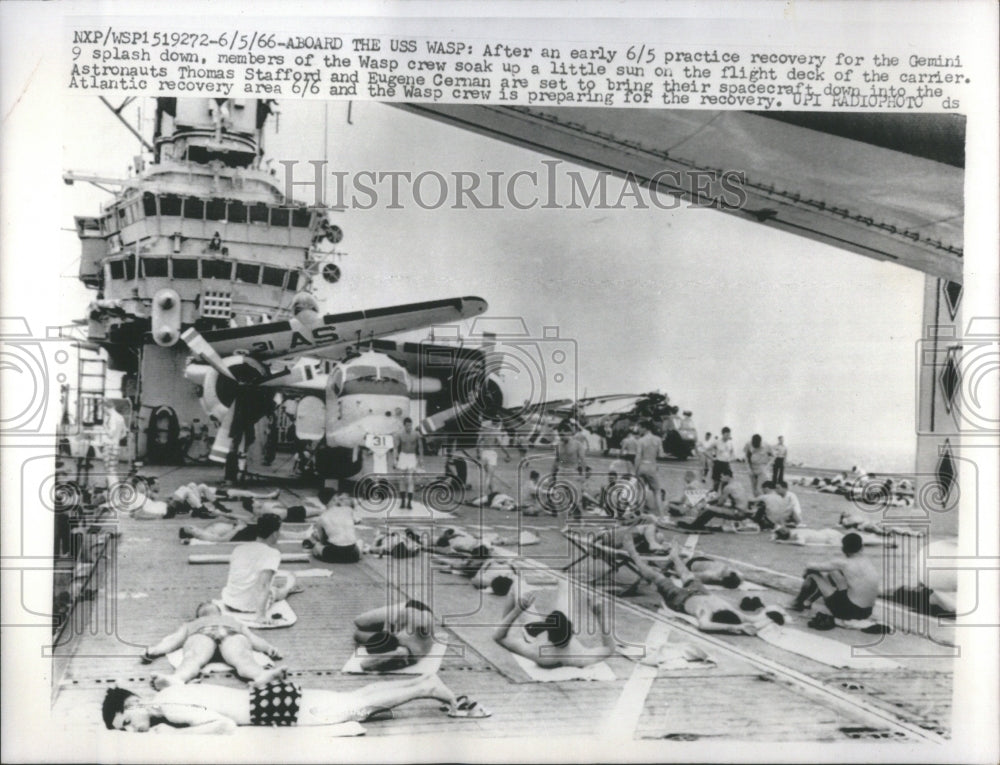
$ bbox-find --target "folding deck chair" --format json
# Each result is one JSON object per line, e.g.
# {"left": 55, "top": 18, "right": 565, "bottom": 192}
{"left": 561, "top": 528, "right": 669, "bottom": 596}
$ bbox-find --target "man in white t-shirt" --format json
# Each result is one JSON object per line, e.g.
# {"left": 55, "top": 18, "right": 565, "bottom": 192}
{"left": 774, "top": 481, "right": 803, "bottom": 527}
{"left": 221, "top": 514, "right": 297, "bottom": 623}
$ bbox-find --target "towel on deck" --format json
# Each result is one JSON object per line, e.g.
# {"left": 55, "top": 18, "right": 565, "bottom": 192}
{"left": 510, "top": 652, "right": 617, "bottom": 682}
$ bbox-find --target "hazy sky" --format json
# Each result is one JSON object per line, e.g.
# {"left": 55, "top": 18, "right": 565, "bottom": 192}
{"left": 58, "top": 98, "right": 926, "bottom": 471}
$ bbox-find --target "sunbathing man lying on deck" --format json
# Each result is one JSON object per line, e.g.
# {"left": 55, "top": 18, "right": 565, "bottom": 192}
{"left": 773, "top": 526, "right": 896, "bottom": 547}
{"left": 179, "top": 519, "right": 312, "bottom": 544}
{"left": 164, "top": 483, "right": 279, "bottom": 518}
{"left": 140, "top": 603, "right": 285, "bottom": 689}
{"left": 353, "top": 599, "right": 437, "bottom": 671}
{"left": 371, "top": 528, "right": 424, "bottom": 558}
{"left": 838, "top": 511, "right": 924, "bottom": 536}
{"left": 103, "top": 674, "right": 488, "bottom": 732}
{"left": 470, "top": 558, "right": 520, "bottom": 595}
{"left": 493, "top": 582, "right": 616, "bottom": 669}
{"left": 651, "top": 547, "right": 758, "bottom": 634}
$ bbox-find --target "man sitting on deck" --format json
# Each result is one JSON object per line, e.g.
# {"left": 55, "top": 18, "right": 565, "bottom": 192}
{"left": 301, "top": 489, "right": 363, "bottom": 563}
{"left": 220, "top": 514, "right": 299, "bottom": 624}
{"left": 103, "top": 674, "right": 487, "bottom": 732}
{"left": 666, "top": 470, "right": 710, "bottom": 517}
{"left": 676, "top": 474, "right": 755, "bottom": 531}
{"left": 492, "top": 584, "right": 616, "bottom": 669}
{"left": 141, "top": 603, "right": 285, "bottom": 689}
{"left": 787, "top": 532, "right": 879, "bottom": 622}
{"left": 353, "top": 599, "right": 437, "bottom": 671}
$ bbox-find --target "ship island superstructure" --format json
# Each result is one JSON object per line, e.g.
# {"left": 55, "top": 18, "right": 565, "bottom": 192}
{"left": 71, "top": 97, "right": 340, "bottom": 461}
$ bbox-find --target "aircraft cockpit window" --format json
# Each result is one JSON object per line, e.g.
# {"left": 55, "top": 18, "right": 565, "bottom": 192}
{"left": 346, "top": 365, "right": 379, "bottom": 382}
{"left": 379, "top": 367, "right": 406, "bottom": 385}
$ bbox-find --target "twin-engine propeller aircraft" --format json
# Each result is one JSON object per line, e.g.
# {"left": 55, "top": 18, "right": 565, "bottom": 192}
{"left": 180, "top": 293, "right": 498, "bottom": 481}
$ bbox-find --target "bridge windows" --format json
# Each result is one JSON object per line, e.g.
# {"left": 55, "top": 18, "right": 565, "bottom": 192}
{"left": 250, "top": 203, "right": 269, "bottom": 224}
{"left": 206, "top": 198, "right": 227, "bottom": 221}
{"left": 171, "top": 258, "right": 199, "bottom": 279}
{"left": 183, "top": 197, "right": 205, "bottom": 220}
{"left": 235, "top": 262, "right": 261, "bottom": 284}
{"left": 261, "top": 265, "right": 285, "bottom": 287}
{"left": 140, "top": 257, "right": 169, "bottom": 278}
{"left": 228, "top": 200, "right": 248, "bottom": 223}
{"left": 143, "top": 192, "right": 158, "bottom": 217}
{"left": 270, "top": 207, "right": 290, "bottom": 227}
{"left": 160, "top": 194, "right": 182, "bottom": 217}
{"left": 201, "top": 259, "right": 233, "bottom": 280}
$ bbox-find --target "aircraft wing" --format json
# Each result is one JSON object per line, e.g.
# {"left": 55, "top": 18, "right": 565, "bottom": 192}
{"left": 192, "top": 296, "right": 488, "bottom": 361}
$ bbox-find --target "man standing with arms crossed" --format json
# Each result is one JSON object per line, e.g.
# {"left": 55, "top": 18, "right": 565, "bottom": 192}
{"left": 395, "top": 417, "right": 422, "bottom": 510}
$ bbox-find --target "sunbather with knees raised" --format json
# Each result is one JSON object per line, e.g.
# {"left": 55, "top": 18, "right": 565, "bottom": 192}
{"left": 493, "top": 580, "right": 615, "bottom": 668}
{"left": 141, "top": 602, "right": 285, "bottom": 689}
{"left": 371, "top": 527, "right": 424, "bottom": 558}
{"left": 103, "top": 673, "right": 487, "bottom": 732}
{"left": 652, "top": 547, "right": 757, "bottom": 634}
{"left": 353, "top": 599, "right": 437, "bottom": 671}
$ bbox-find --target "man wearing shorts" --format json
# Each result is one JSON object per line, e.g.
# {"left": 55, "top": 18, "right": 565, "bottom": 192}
{"left": 140, "top": 602, "right": 285, "bottom": 689}
{"left": 708, "top": 427, "right": 736, "bottom": 492}
{"left": 788, "top": 532, "right": 879, "bottom": 620}
{"left": 550, "top": 424, "right": 586, "bottom": 518}
{"left": 395, "top": 418, "right": 422, "bottom": 509}
{"left": 476, "top": 417, "right": 509, "bottom": 496}
{"left": 634, "top": 420, "right": 666, "bottom": 515}
{"left": 303, "top": 489, "right": 362, "bottom": 563}
{"left": 102, "top": 674, "right": 484, "bottom": 732}
{"left": 620, "top": 427, "right": 639, "bottom": 474}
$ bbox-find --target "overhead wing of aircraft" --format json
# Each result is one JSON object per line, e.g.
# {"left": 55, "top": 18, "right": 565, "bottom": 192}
{"left": 189, "top": 296, "right": 488, "bottom": 361}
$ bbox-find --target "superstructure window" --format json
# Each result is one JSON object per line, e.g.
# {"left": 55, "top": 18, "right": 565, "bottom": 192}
{"left": 172, "top": 258, "right": 199, "bottom": 279}
{"left": 270, "top": 207, "right": 289, "bottom": 227}
{"left": 292, "top": 208, "right": 311, "bottom": 227}
{"left": 123, "top": 254, "right": 136, "bottom": 280}
{"left": 228, "top": 201, "right": 247, "bottom": 223}
{"left": 201, "top": 259, "right": 233, "bottom": 280}
{"left": 108, "top": 260, "right": 125, "bottom": 280}
{"left": 261, "top": 266, "right": 285, "bottom": 287}
{"left": 235, "top": 263, "right": 261, "bottom": 284}
{"left": 250, "top": 203, "right": 269, "bottom": 224}
{"left": 160, "top": 195, "right": 182, "bottom": 216}
{"left": 285, "top": 271, "right": 299, "bottom": 291}
{"left": 206, "top": 199, "right": 227, "bottom": 221}
{"left": 142, "top": 192, "right": 158, "bottom": 217}
{"left": 183, "top": 197, "right": 205, "bottom": 220}
{"left": 141, "top": 258, "right": 168, "bottom": 277}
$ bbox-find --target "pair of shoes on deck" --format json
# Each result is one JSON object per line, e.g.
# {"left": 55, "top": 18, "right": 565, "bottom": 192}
{"left": 440, "top": 695, "right": 491, "bottom": 718}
